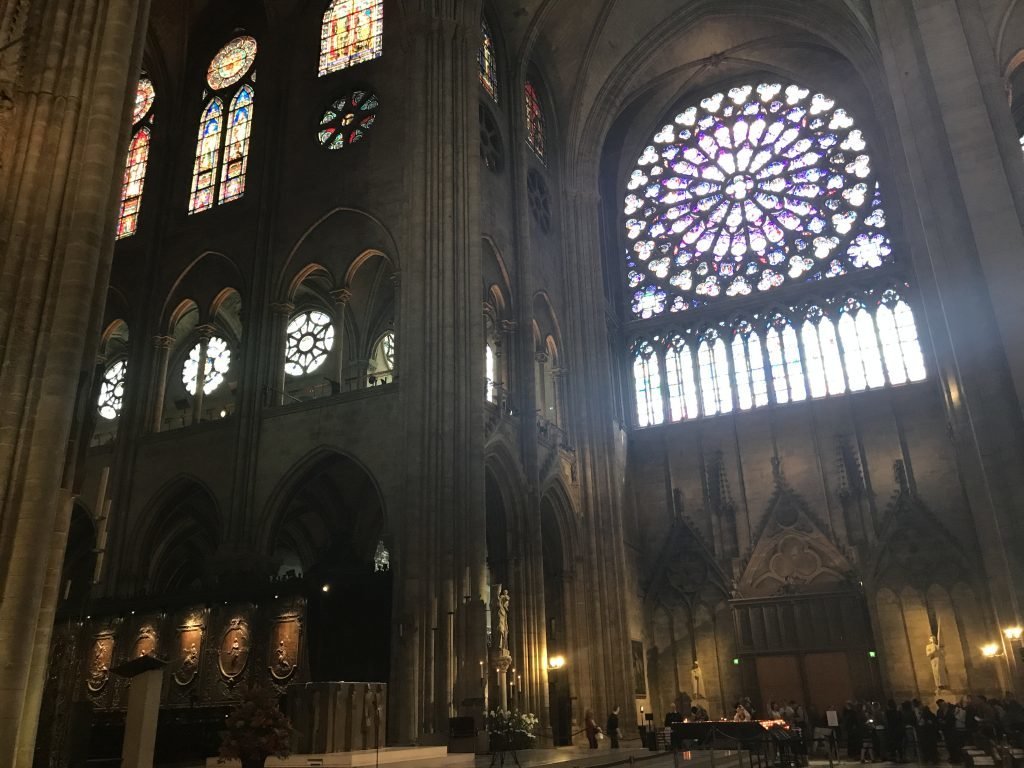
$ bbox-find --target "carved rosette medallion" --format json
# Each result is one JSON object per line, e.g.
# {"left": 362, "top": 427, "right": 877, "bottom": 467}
{"left": 87, "top": 634, "right": 115, "bottom": 693}
{"left": 131, "top": 624, "right": 158, "bottom": 659}
{"left": 268, "top": 613, "right": 301, "bottom": 682}
{"left": 173, "top": 620, "right": 204, "bottom": 686}
{"left": 218, "top": 617, "right": 250, "bottom": 682}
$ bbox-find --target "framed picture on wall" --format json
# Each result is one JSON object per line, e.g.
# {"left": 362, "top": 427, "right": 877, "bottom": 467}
{"left": 631, "top": 639, "right": 646, "bottom": 696}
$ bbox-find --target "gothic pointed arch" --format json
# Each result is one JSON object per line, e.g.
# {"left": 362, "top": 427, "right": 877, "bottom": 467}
{"left": 135, "top": 477, "right": 222, "bottom": 592}
{"left": 261, "top": 448, "right": 387, "bottom": 573}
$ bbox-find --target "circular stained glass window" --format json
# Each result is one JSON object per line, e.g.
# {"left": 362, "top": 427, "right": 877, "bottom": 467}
{"left": 182, "top": 336, "right": 231, "bottom": 396}
{"left": 284, "top": 311, "right": 335, "bottom": 376}
{"left": 97, "top": 360, "right": 127, "bottom": 420}
{"left": 318, "top": 90, "right": 379, "bottom": 150}
{"left": 625, "top": 82, "right": 892, "bottom": 319}
{"left": 133, "top": 78, "right": 155, "bottom": 124}
{"left": 207, "top": 36, "right": 257, "bottom": 90}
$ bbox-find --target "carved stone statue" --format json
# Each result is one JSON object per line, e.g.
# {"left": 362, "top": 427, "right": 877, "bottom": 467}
{"left": 926, "top": 635, "right": 949, "bottom": 690}
{"left": 496, "top": 588, "right": 510, "bottom": 651}
{"left": 691, "top": 660, "right": 706, "bottom": 699}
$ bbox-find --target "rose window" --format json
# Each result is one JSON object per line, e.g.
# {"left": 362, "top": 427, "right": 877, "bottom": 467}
{"left": 284, "top": 311, "right": 335, "bottom": 376}
{"left": 97, "top": 360, "right": 127, "bottom": 420}
{"left": 625, "top": 82, "right": 892, "bottom": 318}
{"left": 182, "top": 336, "right": 231, "bottom": 396}
{"left": 318, "top": 90, "right": 378, "bottom": 150}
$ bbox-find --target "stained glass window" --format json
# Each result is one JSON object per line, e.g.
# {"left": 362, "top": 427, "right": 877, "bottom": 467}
{"left": 665, "top": 336, "right": 699, "bottom": 420}
{"left": 182, "top": 336, "right": 231, "bottom": 396}
{"left": 524, "top": 81, "right": 545, "bottom": 160}
{"left": 479, "top": 19, "right": 498, "bottom": 101}
{"left": 97, "top": 360, "right": 127, "bottom": 420}
{"left": 219, "top": 85, "right": 254, "bottom": 204}
{"left": 190, "top": 37, "right": 256, "bottom": 214}
{"left": 319, "top": 0, "right": 383, "bottom": 76}
{"left": 627, "top": 286, "right": 926, "bottom": 425}
{"left": 207, "top": 36, "right": 257, "bottom": 90}
{"left": 285, "top": 311, "right": 335, "bottom": 376}
{"left": 624, "top": 82, "right": 893, "bottom": 316}
{"left": 117, "top": 78, "right": 155, "bottom": 239}
{"left": 318, "top": 90, "right": 378, "bottom": 150}
{"left": 633, "top": 341, "right": 663, "bottom": 427}
{"left": 367, "top": 331, "right": 395, "bottom": 385}
{"left": 189, "top": 99, "right": 223, "bottom": 213}
{"left": 485, "top": 344, "right": 496, "bottom": 402}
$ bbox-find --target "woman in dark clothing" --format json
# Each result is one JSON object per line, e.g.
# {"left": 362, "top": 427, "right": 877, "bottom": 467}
{"left": 607, "top": 706, "right": 621, "bottom": 749}
{"left": 584, "top": 709, "right": 599, "bottom": 749}
{"left": 885, "top": 699, "right": 905, "bottom": 762}
{"left": 843, "top": 702, "right": 862, "bottom": 759}
{"left": 917, "top": 705, "right": 940, "bottom": 764}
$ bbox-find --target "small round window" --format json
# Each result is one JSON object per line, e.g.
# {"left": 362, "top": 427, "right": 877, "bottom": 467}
{"left": 318, "top": 90, "right": 379, "bottom": 150}
{"left": 285, "top": 311, "right": 335, "bottom": 376}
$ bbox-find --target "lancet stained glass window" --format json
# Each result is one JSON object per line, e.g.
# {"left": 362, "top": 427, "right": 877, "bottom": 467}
{"left": 624, "top": 82, "right": 892, "bottom": 316}
{"left": 629, "top": 285, "right": 926, "bottom": 426}
{"left": 97, "top": 360, "right": 127, "bottom": 420}
{"left": 479, "top": 19, "right": 498, "bottom": 101}
{"left": 117, "top": 78, "right": 155, "bottom": 239}
{"left": 524, "top": 81, "right": 545, "bottom": 160}
{"left": 189, "top": 36, "right": 256, "bottom": 214}
{"left": 285, "top": 311, "right": 335, "bottom": 376}
{"left": 320, "top": 0, "right": 383, "bottom": 76}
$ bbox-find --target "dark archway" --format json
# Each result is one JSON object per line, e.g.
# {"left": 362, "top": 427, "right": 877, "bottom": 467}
{"left": 271, "top": 452, "right": 389, "bottom": 683}
{"left": 143, "top": 481, "right": 221, "bottom": 593}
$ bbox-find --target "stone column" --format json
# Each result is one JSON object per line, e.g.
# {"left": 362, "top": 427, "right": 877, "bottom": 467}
{"left": 392, "top": 1, "right": 485, "bottom": 743}
{"left": 329, "top": 288, "right": 351, "bottom": 392}
{"left": 190, "top": 327, "right": 214, "bottom": 425}
{"left": 149, "top": 335, "right": 174, "bottom": 432}
{"left": 0, "top": 0, "right": 152, "bottom": 763}
{"left": 873, "top": 0, "right": 1024, "bottom": 678}
{"left": 268, "top": 302, "right": 294, "bottom": 404}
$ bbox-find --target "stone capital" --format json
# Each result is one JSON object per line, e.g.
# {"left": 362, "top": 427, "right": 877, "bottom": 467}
{"left": 331, "top": 288, "right": 353, "bottom": 305}
{"left": 534, "top": 352, "right": 549, "bottom": 364}
{"left": 152, "top": 335, "right": 174, "bottom": 350}
{"left": 270, "top": 301, "right": 294, "bottom": 317}
{"left": 499, "top": 320, "right": 518, "bottom": 335}
{"left": 194, "top": 324, "right": 217, "bottom": 342}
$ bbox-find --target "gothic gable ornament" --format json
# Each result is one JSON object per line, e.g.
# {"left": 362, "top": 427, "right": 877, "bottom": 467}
{"left": 173, "top": 617, "right": 205, "bottom": 687}
{"left": 87, "top": 633, "right": 115, "bottom": 693}
{"left": 218, "top": 617, "right": 250, "bottom": 682}
{"left": 268, "top": 613, "right": 301, "bottom": 682}
{"left": 739, "top": 484, "right": 853, "bottom": 597}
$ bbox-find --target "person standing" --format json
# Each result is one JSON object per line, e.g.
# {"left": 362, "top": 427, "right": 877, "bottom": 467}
{"left": 607, "top": 706, "right": 621, "bottom": 748}
{"left": 585, "top": 709, "right": 599, "bottom": 749}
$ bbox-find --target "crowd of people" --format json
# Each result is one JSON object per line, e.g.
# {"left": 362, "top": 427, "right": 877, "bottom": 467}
{"left": 836, "top": 695, "right": 1024, "bottom": 763}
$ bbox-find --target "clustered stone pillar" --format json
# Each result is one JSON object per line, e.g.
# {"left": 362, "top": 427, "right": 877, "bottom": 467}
{"left": 149, "top": 336, "right": 174, "bottom": 432}
{"left": 390, "top": 0, "right": 485, "bottom": 744}
{"left": 0, "top": 0, "right": 152, "bottom": 765}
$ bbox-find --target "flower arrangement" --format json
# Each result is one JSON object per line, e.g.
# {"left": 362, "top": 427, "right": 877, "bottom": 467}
{"left": 486, "top": 709, "right": 539, "bottom": 751}
{"left": 219, "top": 685, "right": 294, "bottom": 767}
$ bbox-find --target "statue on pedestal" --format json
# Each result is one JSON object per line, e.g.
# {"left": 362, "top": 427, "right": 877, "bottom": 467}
{"left": 926, "top": 635, "right": 949, "bottom": 690}
{"left": 691, "top": 660, "right": 706, "bottom": 700}
{"left": 496, "top": 588, "right": 510, "bottom": 651}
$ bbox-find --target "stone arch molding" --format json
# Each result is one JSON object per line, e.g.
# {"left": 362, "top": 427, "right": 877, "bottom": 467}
{"left": 738, "top": 485, "right": 854, "bottom": 597}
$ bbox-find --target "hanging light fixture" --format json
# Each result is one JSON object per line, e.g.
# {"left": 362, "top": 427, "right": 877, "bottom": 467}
{"left": 373, "top": 539, "right": 390, "bottom": 572}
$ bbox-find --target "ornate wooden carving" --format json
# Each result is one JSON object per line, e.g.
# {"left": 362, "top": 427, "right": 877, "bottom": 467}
{"left": 218, "top": 617, "right": 251, "bottom": 682}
